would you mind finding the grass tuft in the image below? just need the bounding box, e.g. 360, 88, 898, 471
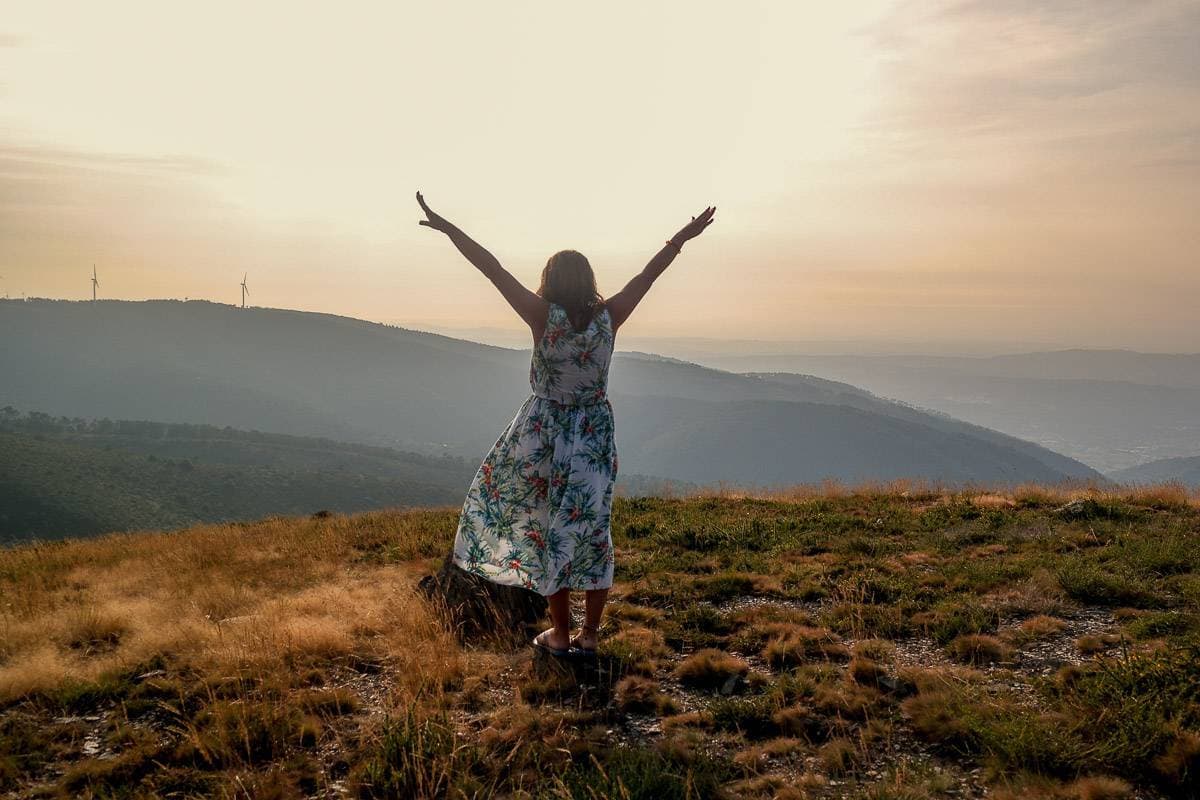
1068, 776, 1134, 800
947, 634, 1012, 665
674, 649, 749, 689
762, 626, 850, 669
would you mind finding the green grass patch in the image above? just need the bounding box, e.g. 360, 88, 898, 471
1056, 556, 1164, 607
557, 743, 732, 800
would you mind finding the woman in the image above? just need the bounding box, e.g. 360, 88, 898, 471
416, 191, 716, 655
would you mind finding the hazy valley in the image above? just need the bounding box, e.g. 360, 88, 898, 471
2, 300, 1100, 500
680, 351, 1200, 475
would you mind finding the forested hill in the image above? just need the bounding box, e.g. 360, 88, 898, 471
1, 299, 1102, 486
0, 411, 689, 543
0, 411, 474, 544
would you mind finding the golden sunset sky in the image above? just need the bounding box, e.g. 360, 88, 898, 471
2, 2, 1197, 349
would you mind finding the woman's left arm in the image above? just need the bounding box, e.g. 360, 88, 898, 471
416, 191, 548, 331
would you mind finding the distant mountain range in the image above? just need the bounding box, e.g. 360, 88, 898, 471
1110, 455, 1200, 487
681, 351, 1200, 473
1, 299, 1102, 489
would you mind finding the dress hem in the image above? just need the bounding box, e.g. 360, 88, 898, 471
451, 554, 614, 596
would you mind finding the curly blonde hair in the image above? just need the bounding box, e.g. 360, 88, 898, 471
537, 250, 605, 332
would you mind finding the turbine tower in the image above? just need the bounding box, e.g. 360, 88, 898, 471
240, 273, 249, 308
91, 265, 99, 301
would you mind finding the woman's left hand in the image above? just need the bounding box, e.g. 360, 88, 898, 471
416, 191, 452, 233
671, 206, 717, 245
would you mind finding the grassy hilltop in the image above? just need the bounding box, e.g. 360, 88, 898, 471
1, 486, 1199, 799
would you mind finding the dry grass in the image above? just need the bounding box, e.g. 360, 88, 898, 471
614, 675, 677, 715
1005, 614, 1068, 645
1011, 481, 1200, 509
762, 626, 850, 669
1152, 728, 1200, 785
0, 510, 462, 705
1068, 776, 1134, 800
702, 480, 1200, 510
985, 568, 1069, 617
673, 649, 749, 689
1075, 633, 1122, 655
947, 634, 1012, 665
601, 624, 672, 675
851, 638, 896, 663
972, 493, 1018, 510
847, 656, 888, 687
3, 488, 1198, 798
817, 737, 859, 776
709, 478, 947, 504
732, 736, 806, 770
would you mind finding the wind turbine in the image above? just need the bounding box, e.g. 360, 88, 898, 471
91, 265, 99, 301
240, 273, 249, 308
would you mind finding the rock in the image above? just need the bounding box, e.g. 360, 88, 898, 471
1053, 498, 1114, 521
719, 673, 744, 696
417, 554, 548, 647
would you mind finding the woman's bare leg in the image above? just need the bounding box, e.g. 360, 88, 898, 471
538, 587, 572, 650
572, 588, 609, 650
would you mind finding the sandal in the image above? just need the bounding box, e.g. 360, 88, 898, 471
569, 623, 599, 655
532, 629, 573, 657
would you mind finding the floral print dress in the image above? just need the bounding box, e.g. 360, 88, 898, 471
452, 302, 618, 595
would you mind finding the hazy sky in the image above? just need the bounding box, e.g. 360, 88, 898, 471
2, 1, 1198, 350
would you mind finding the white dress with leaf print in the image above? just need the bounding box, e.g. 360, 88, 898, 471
452, 302, 617, 595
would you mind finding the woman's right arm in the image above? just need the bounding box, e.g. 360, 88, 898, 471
416, 191, 549, 335
606, 206, 716, 332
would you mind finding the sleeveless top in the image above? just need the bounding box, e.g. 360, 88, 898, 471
529, 302, 614, 406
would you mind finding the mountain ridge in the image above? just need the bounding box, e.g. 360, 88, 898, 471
1, 298, 1102, 485
1110, 454, 1200, 487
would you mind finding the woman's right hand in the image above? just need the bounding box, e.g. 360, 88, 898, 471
416, 191, 453, 233
671, 205, 717, 245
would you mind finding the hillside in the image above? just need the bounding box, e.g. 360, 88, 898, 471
0, 410, 698, 543
687, 350, 1200, 473
1, 486, 1197, 798
0, 299, 1102, 486
1112, 455, 1200, 487
0, 412, 474, 544
615, 395, 1085, 485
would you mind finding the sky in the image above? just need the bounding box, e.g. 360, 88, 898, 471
2, 1, 1198, 351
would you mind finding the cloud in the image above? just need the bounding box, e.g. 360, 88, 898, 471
0, 143, 225, 179
855, 0, 1200, 173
